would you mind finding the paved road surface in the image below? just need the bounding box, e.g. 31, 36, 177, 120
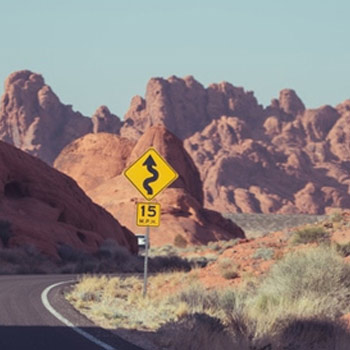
0, 275, 143, 350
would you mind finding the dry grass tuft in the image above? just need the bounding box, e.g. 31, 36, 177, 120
218, 258, 239, 280
290, 225, 330, 245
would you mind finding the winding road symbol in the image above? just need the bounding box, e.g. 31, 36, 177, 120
142, 155, 159, 195
123, 147, 178, 201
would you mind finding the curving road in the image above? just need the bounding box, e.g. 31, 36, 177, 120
0, 275, 143, 350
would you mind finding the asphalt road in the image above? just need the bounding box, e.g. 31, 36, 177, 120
0, 275, 143, 350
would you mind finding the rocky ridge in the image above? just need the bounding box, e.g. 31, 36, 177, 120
2, 70, 350, 214
57, 126, 245, 246
121, 76, 350, 214
0, 139, 137, 258
0, 70, 121, 164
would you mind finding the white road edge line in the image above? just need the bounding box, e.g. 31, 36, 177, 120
41, 280, 116, 350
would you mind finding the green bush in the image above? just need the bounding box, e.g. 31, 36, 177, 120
290, 225, 330, 245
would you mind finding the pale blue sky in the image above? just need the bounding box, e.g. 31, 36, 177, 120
1, 0, 349, 118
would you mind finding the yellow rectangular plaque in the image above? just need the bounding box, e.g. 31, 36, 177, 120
136, 202, 161, 227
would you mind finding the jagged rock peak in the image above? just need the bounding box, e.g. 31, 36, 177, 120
0, 70, 92, 164
91, 105, 122, 134
121, 75, 263, 141
278, 89, 305, 117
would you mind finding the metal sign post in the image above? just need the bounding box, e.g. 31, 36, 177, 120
123, 147, 179, 299
143, 226, 150, 298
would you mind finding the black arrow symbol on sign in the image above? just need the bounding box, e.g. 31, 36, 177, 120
142, 155, 159, 195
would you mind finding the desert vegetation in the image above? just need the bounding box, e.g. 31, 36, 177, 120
223, 213, 327, 238
0, 213, 331, 275
290, 225, 330, 245
0, 240, 194, 275
0, 220, 12, 247
67, 246, 350, 350
67, 210, 350, 349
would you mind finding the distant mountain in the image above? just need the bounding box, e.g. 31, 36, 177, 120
2, 70, 350, 214
120, 75, 263, 140
121, 76, 350, 214
0, 70, 120, 164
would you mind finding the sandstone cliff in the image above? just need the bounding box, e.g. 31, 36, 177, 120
56, 126, 245, 246
0, 71, 122, 164
121, 76, 350, 214
0, 140, 137, 258
120, 75, 263, 140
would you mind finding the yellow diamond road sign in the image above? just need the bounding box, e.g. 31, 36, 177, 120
124, 147, 178, 201
136, 202, 161, 227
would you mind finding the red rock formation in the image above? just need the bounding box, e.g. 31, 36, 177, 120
0, 71, 123, 165
185, 108, 350, 214
0, 71, 92, 164
3, 71, 350, 215
92, 105, 122, 134
60, 126, 245, 246
300, 105, 339, 142
278, 89, 305, 117
127, 125, 204, 204
120, 76, 350, 214
54, 133, 135, 192
120, 76, 263, 140
327, 112, 350, 161
0, 140, 137, 258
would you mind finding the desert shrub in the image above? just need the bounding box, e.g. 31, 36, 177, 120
97, 239, 132, 265
57, 244, 88, 262
69, 275, 109, 303
290, 225, 330, 245
207, 241, 221, 251
329, 209, 343, 223
149, 255, 191, 272
57, 244, 102, 274
148, 244, 179, 257
0, 245, 55, 274
0, 220, 12, 247
220, 239, 240, 251
223, 213, 327, 238
174, 234, 188, 248
174, 284, 219, 311
186, 254, 217, 268
246, 246, 350, 336
218, 258, 239, 280
252, 247, 275, 260
57, 239, 144, 274
157, 313, 246, 350
0, 248, 24, 265
269, 317, 350, 350
335, 242, 350, 257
